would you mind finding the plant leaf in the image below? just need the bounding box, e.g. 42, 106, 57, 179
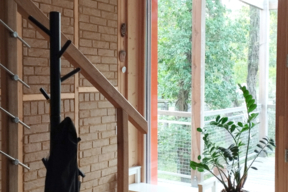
198, 155, 201, 160
248, 104, 257, 113
197, 128, 202, 132
251, 167, 258, 170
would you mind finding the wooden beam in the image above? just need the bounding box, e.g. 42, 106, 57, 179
23, 93, 75, 101
239, 0, 264, 10
74, 0, 79, 134
14, 0, 147, 134
191, 0, 205, 184
275, 0, 288, 191
117, 108, 129, 192
258, 0, 269, 141
1, 1, 23, 191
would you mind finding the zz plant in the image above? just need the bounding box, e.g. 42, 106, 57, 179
190, 84, 275, 192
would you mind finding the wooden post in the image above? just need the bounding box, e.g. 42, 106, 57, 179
117, 108, 129, 192
275, 0, 288, 191
259, 0, 269, 141
191, 0, 205, 185
0, 1, 23, 192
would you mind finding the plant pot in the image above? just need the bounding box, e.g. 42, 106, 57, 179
221, 189, 249, 192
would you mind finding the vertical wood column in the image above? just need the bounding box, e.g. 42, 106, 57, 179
275, 0, 288, 191
259, 0, 269, 141
117, 108, 129, 192
1, 1, 23, 192
191, 0, 206, 185
74, 0, 79, 134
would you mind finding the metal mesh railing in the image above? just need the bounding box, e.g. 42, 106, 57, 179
157, 105, 262, 184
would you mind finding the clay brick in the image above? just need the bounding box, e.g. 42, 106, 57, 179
109, 64, 117, 72
24, 171, 37, 182
24, 178, 45, 191
34, 0, 52, 3
81, 179, 98, 190
42, 141, 50, 150
29, 161, 45, 170
80, 110, 90, 118
82, 7, 101, 17
64, 9, 74, 17
80, 156, 98, 166
93, 41, 109, 49
101, 34, 117, 42
24, 102, 31, 116
41, 114, 50, 123
62, 26, 74, 35
90, 124, 106, 133
83, 117, 101, 125
108, 159, 117, 167
29, 133, 49, 143
107, 108, 116, 115
86, 55, 101, 63
81, 132, 98, 141
38, 168, 46, 178
109, 0, 117, 5
24, 57, 48, 66
106, 123, 116, 130
93, 139, 109, 148
28, 48, 49, 58
64, 100, 70, 112
101, 56, 117, 64
102, 115, 115, 123
79, 165, 91, 173
90, 109, 107, 117
110, 43, 117, 49
101, 72, 115, 79
80, 142, 93, 150
36, 31, 45, 39
99, 174, 115, 185
101, 130, 115, 139
28, 76, 50, 84
90, 16, 107, 26
52, 0, 74, 9
31, 102, 38, 115
80, 39, 92, 47
107, 20, 117, 28
80, 102, 97, 110
39, 4, 63, 13
79, 0, 98, 8
97, 101, 113, 108
24, 150, 49, 162
101, 166, 117, 176
24, 143, 42, 153
101, 11, 117, 21
92, 183, 110, 192
109, 137, 117, 144
24, 38, 48, 48
98, 2, 114, 12
102, 144, 117, 153
83, 171, 101, 182
24, 66, 35, 75
79, 15, 90, 23
91, 161, 108, 172
98, 49, 114, 56
83, 147, 101, 157
23, 29, 36, 38
80, 47, 97, 55
24, 116, 41, 125
34, 67, 49, 75
98, 152, 114, 162
95, 64, 109, 71
80, 22, 98, 32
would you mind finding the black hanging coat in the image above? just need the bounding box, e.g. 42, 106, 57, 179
43, 117, 84, 192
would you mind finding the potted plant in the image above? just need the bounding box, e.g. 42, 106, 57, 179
190, 84, 276, 192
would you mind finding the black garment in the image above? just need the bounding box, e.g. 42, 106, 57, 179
43, 117, 84, 192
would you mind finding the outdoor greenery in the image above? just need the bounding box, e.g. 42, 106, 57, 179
157, 0, 277, 184
190, 85, 276, 192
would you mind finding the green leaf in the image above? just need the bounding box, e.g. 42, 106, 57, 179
248, 104, 257, 113
230, 124, 236, 132
243, 90, 249, 96
254, 150, 259, 153
227, 121, 234, 125
257, 144, 263, 149
216, 115, 221, 122
251, 167, 258, 170
238, 122, 243, 127
198, 155, 201, 160
221, 117, 228, 124
197, 128, 202, 132
247, 99, 255, 107
245, 95, 253, 102
267, 145, 273, 151
198, 167, 204, 172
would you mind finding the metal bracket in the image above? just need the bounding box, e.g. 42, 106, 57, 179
0, 63, 30, 88
0, 150, 30, 170
0, 19, 31, 48
120, 23, 127, 37
0, 106, 30, 129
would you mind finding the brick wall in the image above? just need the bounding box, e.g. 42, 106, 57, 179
79, 0, 118, 87
21, 0, 119, 191
79, 92, 117, 191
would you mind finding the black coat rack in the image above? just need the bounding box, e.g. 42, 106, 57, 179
28, 12, 80, 152
28, 12, 84, 192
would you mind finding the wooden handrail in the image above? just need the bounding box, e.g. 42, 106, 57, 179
15, 0, 147, 134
